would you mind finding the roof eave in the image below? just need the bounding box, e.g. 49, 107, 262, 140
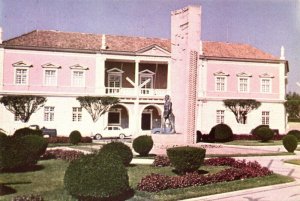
199, 55, 285, 64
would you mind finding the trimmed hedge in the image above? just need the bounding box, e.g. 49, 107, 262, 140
132, 135, 153, 156
282, 135, 298, 153
69, 131, 82, 145
209, 124, 233, 142
101, 142, 133, 166
255, 127, 274, 142
287, 130, 300, 141
41, 149, 84, 162
47, 136, 92, 144
14, 127, 43, 138
251, 125, 269, 136
64, 152, 132, 201
167, 146, 206, 174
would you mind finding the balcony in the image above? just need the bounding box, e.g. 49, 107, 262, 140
105, 87, 167, 96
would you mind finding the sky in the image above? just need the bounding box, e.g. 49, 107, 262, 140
0, 0, 299, 92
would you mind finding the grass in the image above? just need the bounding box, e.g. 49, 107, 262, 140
48, 143, 99, 147
284, 159, 300, 166
0, 159, 293, 201
207, 152, 295, 158
223, 140, 283, 146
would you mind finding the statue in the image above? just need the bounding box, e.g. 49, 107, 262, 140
161, 95, 175, 133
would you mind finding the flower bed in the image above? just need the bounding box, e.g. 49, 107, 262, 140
41, 149, 84, 162
138, 157, 272, 192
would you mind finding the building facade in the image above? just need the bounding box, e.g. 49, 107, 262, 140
0, 5, 288, 143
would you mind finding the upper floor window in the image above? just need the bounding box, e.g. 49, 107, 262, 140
108, 74, 121, 88
261, 78, 272, 93
44, 106, 55, 121
238, 78, 249, 92
215, 76, 226, 92
15, 68, 28, 85
139, 69, 155, 94
262, 111, 270, 125
72, 107, 82, 122
216, 110, 225, 124
44, 70, 57, 86
72, 71, 85, 87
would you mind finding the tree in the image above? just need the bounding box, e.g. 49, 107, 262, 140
76, 96, 119, 122
285, 92, 300, 120
0, 95, 47, 123
223, 99, 261, 124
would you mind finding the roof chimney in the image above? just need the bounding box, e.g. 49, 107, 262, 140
0, 27, 2, 44
280, 46, 285, 60
101, 34, 106, 49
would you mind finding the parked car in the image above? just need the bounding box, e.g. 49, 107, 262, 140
29, 125, 57, 137
151, 127, 172, 134
92, 126, 132, 140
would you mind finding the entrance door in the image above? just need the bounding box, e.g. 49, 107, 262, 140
141, 113, 151, 130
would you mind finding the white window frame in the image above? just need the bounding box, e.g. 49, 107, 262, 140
215, 76, 227, 92
108, 73, 122, 88
71, 70, 85, 87
14, 68, 29, 85
216, 110, 225, 124
262, 111, 270, 125
260, 78, 272, 93
140, 75, 153, 89
72, 107, 82, 122
44, 69, 58, 86
238, 77, 249, 93
44, 106, 55, 121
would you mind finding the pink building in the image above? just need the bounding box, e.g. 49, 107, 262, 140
0, 5, 288, 143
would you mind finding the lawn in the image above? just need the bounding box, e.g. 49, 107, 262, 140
284, 159, 300, 166
223, 140, 283, 146
0, 159, 293, 201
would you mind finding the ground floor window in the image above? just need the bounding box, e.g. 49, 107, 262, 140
72, 107, 82, 122
44, 106, 55, 121
216, 110, 225, 124
108, 110, 121, 125
262, 111, 270, 125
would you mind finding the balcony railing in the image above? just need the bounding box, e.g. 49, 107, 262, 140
105, 87, 167, 96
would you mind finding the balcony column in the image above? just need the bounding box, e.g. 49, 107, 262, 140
167, 60, 171, 95
95, 55, 106, 94
132, 60, 140, 136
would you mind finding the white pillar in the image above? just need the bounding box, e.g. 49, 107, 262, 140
95, 55, 106, 94
167, 60, 171, 95
133, 60, 140, 136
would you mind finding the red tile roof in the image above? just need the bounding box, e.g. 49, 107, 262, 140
2, 30, 278, 60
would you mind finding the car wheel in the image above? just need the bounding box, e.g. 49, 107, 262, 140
95, 134, 102, 140
119, 134, 125, 139
154, 131, 160, 134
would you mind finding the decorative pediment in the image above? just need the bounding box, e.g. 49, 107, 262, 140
213, 71, 229, 76
139, 69, 155, 75
107, 68, 124, 74
42, 63, 61, 69
69, 64, 89, 70
12, 61, 33, 68
136, 45, 170, 57
259, 73, 274, 78
236, 72, 252, 77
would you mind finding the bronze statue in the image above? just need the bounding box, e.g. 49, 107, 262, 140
161, 95, 175, 133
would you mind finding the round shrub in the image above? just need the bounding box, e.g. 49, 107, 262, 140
282, 135, 298, 153
132, 135, 153, 156
64, 152, 132, 201
69, 130, 81, 145
22, 135, 48, 165
209, 124, 233, 142
14, 127, 43, 138
287, 130, 300, 141
255, 127, 274, 142
167, 146, 206, 174
101, 142, 133, 166
251, 125, 269, 136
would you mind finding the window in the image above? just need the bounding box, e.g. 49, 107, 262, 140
108, 74, 121, 88
261, 78, 271, 93
262, 111, 270, 125
15, 69, 28, 85
72, 107, 82, 122
44, 70, 57, 86
238, 78, 249, 92
108, 111, 121, 125
215, 76, 226, 91
72, 71, 85, 87
44, 106, 55, 121
216, 110, 225, 124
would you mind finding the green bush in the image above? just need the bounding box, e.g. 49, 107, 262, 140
287, 130, 300, 141
64, 152, 132, 201
14, 127, 43, 138
256, 127, 274, 142
132, 135, 153, 156
0, 135, 48, 171
167, 146, 206, 174
101, 142, 133, 166
282, 135, 298, 153
69, 131, 81, 145
251, 125, 269, 136
209, 124, 233, 142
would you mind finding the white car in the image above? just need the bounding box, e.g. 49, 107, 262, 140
93, 126, 132, 140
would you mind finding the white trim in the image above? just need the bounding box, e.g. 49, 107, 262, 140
12, 61, 33, 68
213, 71, 229, 76
69, 64, 89, 70
214, 76, 227, 92
238, 77, 250, 93
106, 67, 124, 74
71, 70, 86, 87
236, 72, 252, 77
108, 73, 122, 88
259, 73, 274, 78
14, 67, 29, 85
43, 69, 58, 86
139, 69, 155, 75
260, 78, 272, 93
41, 63, 61, 69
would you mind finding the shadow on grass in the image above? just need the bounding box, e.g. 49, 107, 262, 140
76, 188, 135, 201
127, 164, 137, 167
135, 154, 156, 159
171, 169, 209, 175
0, 184, 17, 196
1, 164, 45, 173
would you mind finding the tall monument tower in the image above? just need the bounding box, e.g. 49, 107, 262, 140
170, 5, 201, 143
